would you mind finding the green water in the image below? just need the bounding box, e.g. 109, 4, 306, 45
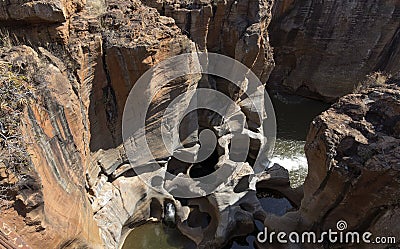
121, 93, 329, 249
269, 93, 330, 187
121, 223, 196, 249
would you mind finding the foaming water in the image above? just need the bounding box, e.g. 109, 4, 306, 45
269, 138, 308, 187
269, 93, 330, 187
121, 93, 329, 249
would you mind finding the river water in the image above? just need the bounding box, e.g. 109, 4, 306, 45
121, 93, 329, 249
269, 93, 330, 187
121, 223, 196, 249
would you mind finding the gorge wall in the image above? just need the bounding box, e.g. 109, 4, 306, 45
258, 76, 400, 249
0, 0, 399, 249
269, 0, 400, 101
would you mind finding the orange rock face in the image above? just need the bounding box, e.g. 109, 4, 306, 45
1, 1, 399, 249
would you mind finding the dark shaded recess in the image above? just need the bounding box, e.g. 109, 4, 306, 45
256, 188, 286, 199
163, 199, 177, 228
246, 137, 261, 166
89, 47, 120, 152
374, 22, 400, 72
196, 108, 223, 132
187, 205, 211, 229
167, 157, 192, 176
234, 175, 250, 193
215, 77, 242, 100
0, 19, 63, 27
335, 136, 359, 158
120, 168, 137, 178
58, 238, 90, 249
150, 198, 162, 220
12, 177, 43, 221
184, 11, 192, 38
13, 199, 28, 217
189, 148, 219, 178
175, 198, 189, 206
256, 188, 298, 209
269, 92, 330, 141
221, 235, 256, 249
366, 104, 400, 137
179, 109, 200, 148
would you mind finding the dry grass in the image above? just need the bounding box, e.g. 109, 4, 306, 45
86, 0, 106, 16
0, 61, 34, 209
0, 29, 20, 49
354, 72, 391, 92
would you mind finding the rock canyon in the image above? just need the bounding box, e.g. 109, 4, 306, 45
0, 0, 399, 249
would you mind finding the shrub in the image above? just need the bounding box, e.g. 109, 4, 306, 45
0, 61, 34, 209
354, 72, 391, 92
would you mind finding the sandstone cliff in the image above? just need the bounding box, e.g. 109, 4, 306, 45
1, 0, 276, 247
0, 0, 399, 249
269, 0, 400, 101
257, 76, 400, 249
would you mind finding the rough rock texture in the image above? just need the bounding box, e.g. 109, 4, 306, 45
141, 0, 275, 83
0, 1, 99, 248
0, 0, 84, 23
257, 79, 400, 249
171, 163, 300, 248
300, 79, 400, 247
1, 0, 277, 247
269, 0, 400, 101
0, 45, 102, 248
1, 0, 400, 249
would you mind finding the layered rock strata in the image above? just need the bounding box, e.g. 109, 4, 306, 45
269, 0, 400, 101
257, 78, 400, 249
0, 0, 399, 249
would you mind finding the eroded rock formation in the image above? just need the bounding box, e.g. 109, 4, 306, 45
1, 0, 277, 247
300, 78, 400, 246
0, 0, 399, 249
269, 0, 400, 101
140, 0, 275, 83
256, 77, 400, 249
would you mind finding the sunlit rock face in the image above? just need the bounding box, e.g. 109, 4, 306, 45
0, 45, 102, 248
255, 78, 400, 249
301, 78, 400, 240
1, 0, 400, 249
0, 0, 84, 23
140, 0, 275, 83
1, 0, 277, 248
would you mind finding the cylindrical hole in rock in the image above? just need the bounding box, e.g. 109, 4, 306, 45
196, 108, 223, 130
256, 189, 294, 217
187, 205, 211, 229
163, 200, 177, 227
167, 157, 192, 176
233, 175, 250, 193
188, 148, 219, 178
150, 198, 162, 220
